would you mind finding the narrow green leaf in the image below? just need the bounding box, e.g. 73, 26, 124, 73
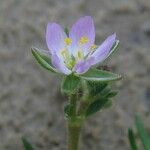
22, 137, 35, 150
128, 128, 139, 150
80, 68, 122, 82
106, 91, 118, 98
135, 115, 150, 150
90, 88, 117, 108
103, 100, 112, 108
61, 75, 80, 94
86, 81, 108, 97
86, 98, 109, 117
100, 87, 111, 97
31, 47, 57, 73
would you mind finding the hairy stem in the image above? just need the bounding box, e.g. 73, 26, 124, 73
69, 94, 77, 117
78, 80, 90, 115
67, 121, 82, 150
67, 92, 83, 150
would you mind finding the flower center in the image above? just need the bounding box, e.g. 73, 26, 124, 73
61, 36, 96, 70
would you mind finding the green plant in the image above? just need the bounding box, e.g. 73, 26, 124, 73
128, 115, 150, 150
24, 16, 121, 150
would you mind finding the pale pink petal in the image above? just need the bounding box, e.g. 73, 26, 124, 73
73, 57, 95, 74
51, 54, 71, 75
69, 16, 95, 56
90, 33, 116, 65
46, 23, 67, 54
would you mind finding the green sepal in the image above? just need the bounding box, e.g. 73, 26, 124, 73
64, 27, 69, 36
22, 137, 35, 150
31, 47, 57, 73
128, 128, 138, 150
108, 40, 120, 57
61, 74, 80, 94
86, 98, 109, 117
80, 68, 122, 82
135, 115, 150, 150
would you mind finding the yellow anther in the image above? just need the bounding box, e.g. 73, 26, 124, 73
79, 36, 89, 44
90, 44, 97, 50
64, 38, 72, 45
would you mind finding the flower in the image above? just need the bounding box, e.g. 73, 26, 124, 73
46, 16, 118, 75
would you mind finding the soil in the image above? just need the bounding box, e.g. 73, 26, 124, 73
0, 0, 150, 149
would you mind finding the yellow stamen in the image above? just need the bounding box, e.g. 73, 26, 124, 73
90, 44, 97, 50
77, 51, 84, 60
61, 49, 75, 69
79, 36, 89, 44
77, 51, 82, 59
61, 49, 69, 59
64, 38, 72, 45
61, 49, 66, 57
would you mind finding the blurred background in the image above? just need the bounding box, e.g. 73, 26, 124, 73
0, 0, 150, 149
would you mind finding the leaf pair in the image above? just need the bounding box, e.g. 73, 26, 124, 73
61, 70, 121, 95
85, 82, 118, 117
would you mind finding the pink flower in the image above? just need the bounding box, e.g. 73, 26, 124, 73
46, 16, 119, 75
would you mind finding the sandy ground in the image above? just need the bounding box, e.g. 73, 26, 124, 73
0, 0, 150, 149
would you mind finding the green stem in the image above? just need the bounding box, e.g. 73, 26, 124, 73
67, 93, 83, 150
78, 100, 89, 115
67, 121, 82, 150
69, 94, 77, 117
78, 80, 90, 115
